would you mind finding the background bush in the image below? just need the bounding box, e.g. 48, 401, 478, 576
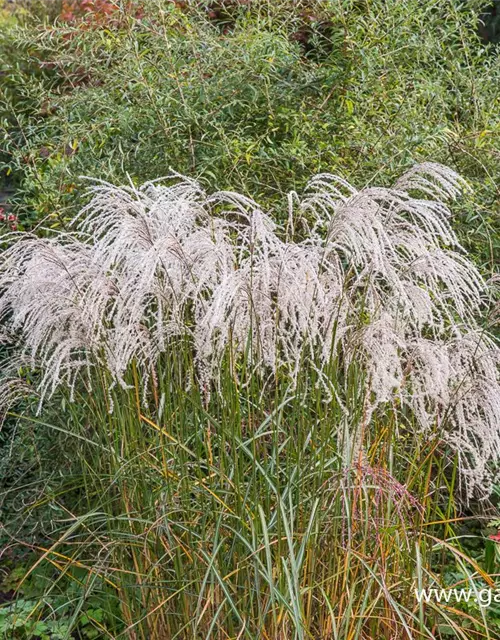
0, 0, 498, 267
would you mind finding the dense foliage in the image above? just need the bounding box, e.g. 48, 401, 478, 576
0, 0, 498, 266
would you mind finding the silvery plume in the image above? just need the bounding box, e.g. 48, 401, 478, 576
0, 163, 498, 498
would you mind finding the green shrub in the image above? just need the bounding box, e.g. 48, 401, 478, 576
0, 0, 498, 267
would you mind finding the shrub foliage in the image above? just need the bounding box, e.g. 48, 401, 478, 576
0, 0, 498, 266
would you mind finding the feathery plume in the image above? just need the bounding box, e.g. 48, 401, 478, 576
0, 163, 498, 498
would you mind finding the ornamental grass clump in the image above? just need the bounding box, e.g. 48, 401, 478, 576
0, 163, 499, 638
1, 163, 498, 495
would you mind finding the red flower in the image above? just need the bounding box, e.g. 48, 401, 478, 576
8, 214, 17, 222
488, 531, 500, 542
9, 224, 17, 231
